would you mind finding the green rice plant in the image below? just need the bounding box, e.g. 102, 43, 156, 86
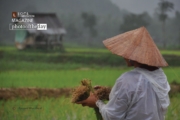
0, 97, 97, 120
0, 69, 129, 88
163, 67, 180, 83
0, 96, 179, 120
165, 94, 180, 120
0, 67, 180, 88
161, 50, 180, 56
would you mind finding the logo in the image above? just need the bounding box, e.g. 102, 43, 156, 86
37, 24, 47, 30
9, 23, 47, 30
12, 12, 17, 18
9, 12, 47, 31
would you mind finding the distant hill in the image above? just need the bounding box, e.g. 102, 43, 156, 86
0, 0, 128, 45
0, 0, 124, 16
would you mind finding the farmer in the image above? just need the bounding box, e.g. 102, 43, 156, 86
77, 27, 170, 120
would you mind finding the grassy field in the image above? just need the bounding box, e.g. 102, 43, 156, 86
1, 46, 180, 55
0, 98, 97, 120
1, 46, 180, 72
0, 96, 180, 120
0, 67, 180, 88
0, 46, 180, 120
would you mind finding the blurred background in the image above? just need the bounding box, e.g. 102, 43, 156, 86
0, 0, 180, 48
0, 0, 180, 120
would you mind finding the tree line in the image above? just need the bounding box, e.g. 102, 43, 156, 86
61, 0, 180, 49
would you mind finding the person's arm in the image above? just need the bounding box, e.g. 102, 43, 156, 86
96, 78, 133, 120
76, 74, 137, 120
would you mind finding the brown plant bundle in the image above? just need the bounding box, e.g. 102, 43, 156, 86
93, 86, 111, 120
71, 79, 111, 120
71, 79, 93, 103
94, 86, 111, 100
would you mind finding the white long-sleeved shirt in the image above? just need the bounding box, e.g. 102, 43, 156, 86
96, 67, 170, 120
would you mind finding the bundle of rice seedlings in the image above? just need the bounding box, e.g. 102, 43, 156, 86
71, 79, 93, 103
94, 86, 111, 100
94, 86, 111, 120
71, 79, 111, 120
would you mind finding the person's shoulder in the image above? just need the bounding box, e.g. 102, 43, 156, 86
121, 70, 140, 78
117, 70, 141, 83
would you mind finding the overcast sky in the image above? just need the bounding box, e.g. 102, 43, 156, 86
111, 0, 180, 17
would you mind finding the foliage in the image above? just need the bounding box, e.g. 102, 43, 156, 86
120, 12, 149, 32
157, 0, 174, 48
81, 12, 97, 37
158, 0, 174, 22
173, 11, 180, 45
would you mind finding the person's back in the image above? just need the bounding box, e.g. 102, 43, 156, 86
118, 68, 168, 120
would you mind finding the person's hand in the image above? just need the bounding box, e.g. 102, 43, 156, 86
76, 92, 98, 108
93, 85, 102, 90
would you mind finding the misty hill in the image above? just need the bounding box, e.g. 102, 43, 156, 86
0, 0, 123, 16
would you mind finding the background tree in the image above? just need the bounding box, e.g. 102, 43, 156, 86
81, 12, 97, 37
81, 12, 98, 46
120, 12, 150, 32
174, 11, 180, 47
157, 0, 174, 48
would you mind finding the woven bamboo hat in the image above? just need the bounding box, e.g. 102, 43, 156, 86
103, 27, 168, 67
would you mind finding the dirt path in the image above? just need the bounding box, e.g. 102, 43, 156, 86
0, 83, 180, 100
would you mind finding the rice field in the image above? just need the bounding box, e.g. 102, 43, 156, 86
0, 68, 180, 120
0, 97, 97, 120
0, 95, 180, 120
0, 67, 180, 88
0, 46, 180, 120
1, 46, 180, 55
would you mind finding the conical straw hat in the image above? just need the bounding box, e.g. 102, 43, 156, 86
103, 27, 168, 67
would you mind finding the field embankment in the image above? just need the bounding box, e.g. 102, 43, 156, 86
0, 81, 180, 100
